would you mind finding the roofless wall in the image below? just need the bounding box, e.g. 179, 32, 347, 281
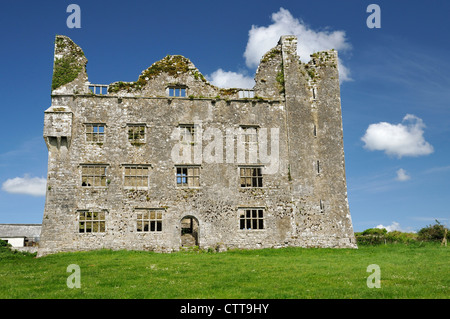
38, 35, 356, 257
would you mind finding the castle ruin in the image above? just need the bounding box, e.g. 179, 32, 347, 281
37, 35, 356, 257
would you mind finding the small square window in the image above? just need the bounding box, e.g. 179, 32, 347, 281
238, 90, 255, 98
88, 85, 108, 95
127, 124, 146, 144
81, 164, 108, 187
178, 124, 196, 144
136, 209, 163, 232
176, 166, 200, 187
239, 166, 263, 188
168, 87, 186, 97
240, 126, 258, 146
85, 124, 105, 143
239, 208, 264, 230
124, 165, 149, 189
78, 210, 106, 233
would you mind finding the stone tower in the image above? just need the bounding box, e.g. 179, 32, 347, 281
37, 35, 356, 257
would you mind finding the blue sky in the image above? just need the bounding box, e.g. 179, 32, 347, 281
0, 0, 448, 232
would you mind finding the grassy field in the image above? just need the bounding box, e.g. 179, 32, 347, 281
0, 243, 448, 299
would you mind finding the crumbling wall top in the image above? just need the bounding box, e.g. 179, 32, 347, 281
107, 54, 218, 97
51, 35, 89, 94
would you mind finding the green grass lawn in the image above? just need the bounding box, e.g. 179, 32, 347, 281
0, 243, 448, 299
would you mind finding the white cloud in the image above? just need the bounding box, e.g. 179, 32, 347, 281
207, 68, 255, 89
208, 7, 353, 87
361, 114, 434, 158
376, 221, 403, 232
243, 7, 352, 82
337, 60, 352, 83
1, 175, 47, 197
395, 168, 411, 181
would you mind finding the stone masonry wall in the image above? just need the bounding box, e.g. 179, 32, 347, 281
38, 35, 356, 257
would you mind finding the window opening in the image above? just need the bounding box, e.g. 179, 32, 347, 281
124, 165, 149, 188
81, 165, 107, 187
78, 210, 106, 233
239, 208, 264, 230
136, 209, 163, 232
176, 166, 200, 187
240, 167, 263, 188
85, 124, 105, 143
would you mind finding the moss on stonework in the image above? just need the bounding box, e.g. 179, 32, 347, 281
260, 47, 282, 64
51, 35, 86, 90
276, 61, 285, 94
109, 55, 192, 93
51, 107, 67, 112
54, 36, 83, 56
108, 81, 133, 93
142, 55, 190, 79
192, 70, 207, 82
52, 56, 83, 90
309, 51, 337, 67
307, 68, 317, 79
219, 88, 239, 96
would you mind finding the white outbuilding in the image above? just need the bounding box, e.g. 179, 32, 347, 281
0, 224, 41, 253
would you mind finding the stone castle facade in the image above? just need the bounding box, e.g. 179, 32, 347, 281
37, 35, 356, 257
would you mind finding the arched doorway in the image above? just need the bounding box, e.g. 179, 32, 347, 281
180, 216, 199, 247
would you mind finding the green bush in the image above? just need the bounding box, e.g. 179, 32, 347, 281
0, 239, 11, 248
0, 239, 36, 259
361, 228, 387, 235
355, 221, 450, 246
385, 231, 418, 244
418, 220, 449, 242
355, 235, 384, 246
355, 228, 386, 245
355, 228, 418, 245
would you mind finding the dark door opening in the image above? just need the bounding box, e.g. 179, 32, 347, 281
180, 216, 199, 247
